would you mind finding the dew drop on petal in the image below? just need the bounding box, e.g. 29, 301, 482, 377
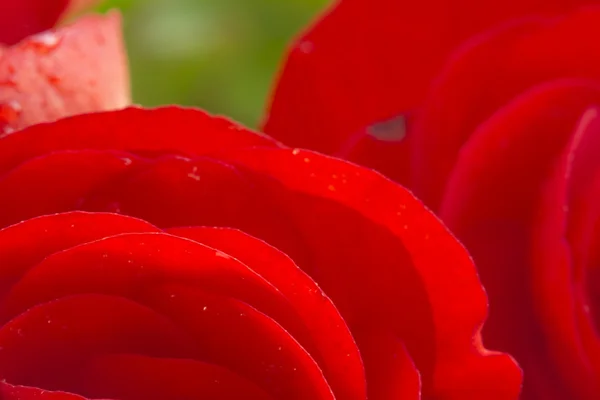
187, 166, 201, 181
27, 31, 61, 53
0, 100, 22, 136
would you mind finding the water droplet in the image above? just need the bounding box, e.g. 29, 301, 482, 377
292, 148, 301, 155
327, 184, 336, 191
187, 166, 201, 181
303, 157, 311, 163
0, 100, 22, 127
298, 41, 314, 54
28, 31, 61, 53
121, 157, 133, 166
202, 306, 208, 311
368, 115, 407, 142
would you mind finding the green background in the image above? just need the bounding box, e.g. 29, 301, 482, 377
94, 0, 328, 128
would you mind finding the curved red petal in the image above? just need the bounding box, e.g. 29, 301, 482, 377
263, 0, 600, 186
168, 226, 366, 400
439, 81, 600, 399
81, 354, 273, 400
219, 147, 522, 399
0, 294, 196, 394
142, 284, 334, 400
0, 108, 522, 398
1, 232, 333, 399
0, 106, 277, 175
0, 13, 130, 133
530, 108, 600, 399
413, 7, 600, 210
0, 211, 158, 298
1, 382, 95, 400
0, 150, 140, 227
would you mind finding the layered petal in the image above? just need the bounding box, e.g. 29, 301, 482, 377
263, 0, 600, 186
439, 81, 600, 399
413, 7, 600, 209
0, 107, 522, 399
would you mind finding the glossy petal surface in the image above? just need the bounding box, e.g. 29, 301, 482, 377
0, 107, 522, 399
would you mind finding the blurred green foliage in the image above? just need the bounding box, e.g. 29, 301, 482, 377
94, 0, 328, 128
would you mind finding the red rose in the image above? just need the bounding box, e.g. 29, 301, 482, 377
0, 0, 129, 134
413, 9, 600, 399
264, 2, 600, 399
0, 107, 520, 399
262, 0, 600, 186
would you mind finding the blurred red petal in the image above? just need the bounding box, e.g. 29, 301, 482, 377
530, 108, 600, 399
0, 0, 69, 45
413, 7, 600, 210
0, 12, 130, 133
263, 0, 600, 187
439, 81, 600, 399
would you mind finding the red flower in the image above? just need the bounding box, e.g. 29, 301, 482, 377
264, 2, 600, 399
0, 0, 129, 134
0, 107, 520, 399
262, 0, 600, 186
414, 9, 600, 399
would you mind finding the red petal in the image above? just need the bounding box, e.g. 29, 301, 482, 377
263, 0, 599, 186
0, 13, 130, 133
141, 284, 334, 400
356, 329, 421, 399
0, 106, 277, 175
1, 231, 333, 399
219, 147, 522, 399
413, 7, 600, 210
439, 81, 600, 399
82, 354, 272, 400
0, 211, 158, 298
530, 108, 600, 399
0, 108, 521, 398
1, 382, 95, 400
0, 0, 68, 45
0, 150, 140, 227
0, 294, 196, 394
168, 226, 366, 400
